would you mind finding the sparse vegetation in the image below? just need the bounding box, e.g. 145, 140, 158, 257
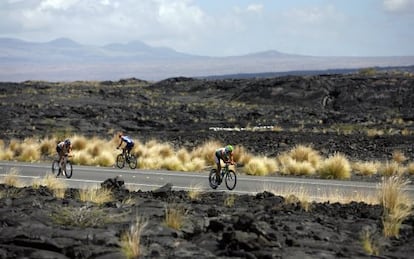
78, 187, 113, 205
2, 168, 21, 187
51, 206, 113, 227
120, 216, 148, 259
164, 204, 186, 230
378, 176, 412, 238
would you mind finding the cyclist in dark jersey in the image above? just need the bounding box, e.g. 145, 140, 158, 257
56, 139, 72, 169
214, 145, 235, 182
117, 133, 135, 156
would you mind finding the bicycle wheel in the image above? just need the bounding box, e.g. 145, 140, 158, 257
116, 154, 125, 169
225, 170, 237, 190
128, 155, 138, 169
65, 161, 73, 178
209, 169, 219, 189
52, 160, 60, 177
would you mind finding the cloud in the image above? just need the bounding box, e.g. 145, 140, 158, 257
383, 0, 414, 13
246, 4, 263, 13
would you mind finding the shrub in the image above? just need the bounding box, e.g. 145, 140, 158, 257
319, 153, 351, 179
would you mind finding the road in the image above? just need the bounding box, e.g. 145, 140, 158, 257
1, 161, 413, 201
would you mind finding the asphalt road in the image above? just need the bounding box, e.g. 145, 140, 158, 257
1, 161, 414, 201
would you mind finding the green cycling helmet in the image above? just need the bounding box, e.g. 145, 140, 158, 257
225, 145, 234, 153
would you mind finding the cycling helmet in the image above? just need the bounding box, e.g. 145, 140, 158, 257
64, 139, 71, 145
225, 145, 234, 153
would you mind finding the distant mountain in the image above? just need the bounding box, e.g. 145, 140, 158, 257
1, 37, 414, 82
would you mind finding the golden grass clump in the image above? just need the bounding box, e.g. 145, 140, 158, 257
352, 161, 379, 176
18, 142, 40, 162
378, 176, 412, 238
244, 156, 277, 176
224, 194, 236, 207
161, 156, 185, 171
94, 150, 116, 167
184, 157, 206, 172
190, 140, 223, 166
407, 162, 414, 175
78, 187, 113, 205
287, 145, 322, 168
139, 157, 161, 170
188, 184, 202, 201
71, 135, 87, 150
379, 161, 404, 176
164, 205, 186, 230
278, 155, 315, 176
233, 145, 253, 166
177, 148, 191, 163
121, 216, 148, 259
319, 153, 351, 179
2, 168, 21, 187
360, 227, 380, 256
40, 137, 57, 156
71, 150, 94, 166
391, 150, 407, 164
42, 173, 67, 198
9, 139, 23, 157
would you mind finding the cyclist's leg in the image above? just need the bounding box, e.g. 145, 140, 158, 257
214, 154, 221, 181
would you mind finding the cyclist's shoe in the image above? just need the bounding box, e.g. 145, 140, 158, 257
216, 175, 221, 185
62, 170, 66, 177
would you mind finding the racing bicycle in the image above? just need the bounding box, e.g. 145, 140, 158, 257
52, 154, 73, 178
116, 148, 138, 169
209, 162, 237, 190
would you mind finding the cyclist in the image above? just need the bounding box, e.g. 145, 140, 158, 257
117, 133, 135, 158
56, 139, 72, 171
214, 145, 235, 183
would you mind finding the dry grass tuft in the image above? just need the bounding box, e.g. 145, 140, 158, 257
319, 153, 351, 179
407, 162, 414, 175
2, 168, 22, 187
392, 150, 407, 164
164, 204, 186, 230
42, 173, 67, 198
352, 161, 379, 176
190, 140, 223, 166
279, 155, 316, 176
121, 216, 148, 259
378, 176, 412, 238
244, 156, 278, 176
360, 227, 381, 256
188, 184, 202, 201
379, 161, 404, 177
78, 187, 113, 205
40, 137, 57, 156
288, 145, 322, 168
224, 194, 236, 207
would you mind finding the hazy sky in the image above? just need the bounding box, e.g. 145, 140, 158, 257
1, 0, 413, 57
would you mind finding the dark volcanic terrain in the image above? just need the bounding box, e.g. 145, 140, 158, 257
1, 73, 414, 258
1, 73, 414, 161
